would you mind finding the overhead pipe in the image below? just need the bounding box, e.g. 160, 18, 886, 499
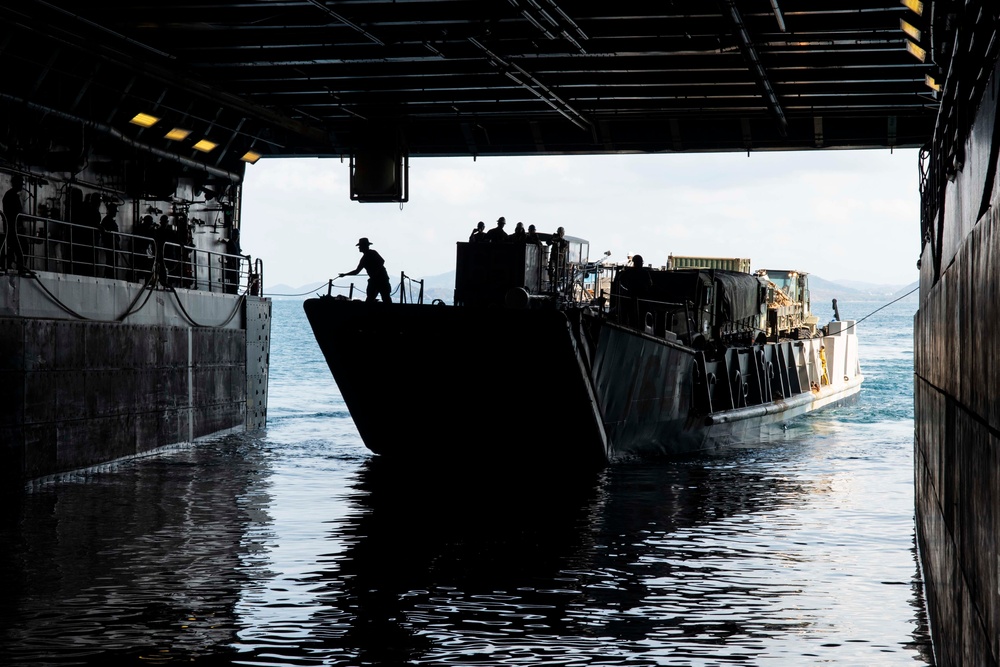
770, 0, 787, 32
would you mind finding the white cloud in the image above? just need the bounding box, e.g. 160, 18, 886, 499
242, 149, 922, 290
413, 164, 487, 205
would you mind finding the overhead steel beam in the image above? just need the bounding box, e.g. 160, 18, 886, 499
0, 6, 336, 150
722, 0, 789, 136
468, 37, 591, 132
510, 0, 588, 54
303, 0, 384, 46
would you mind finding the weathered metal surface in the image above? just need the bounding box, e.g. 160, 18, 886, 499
0, 274, 262, 486
666, 256, 751, 273
915, 19, 1000, 665
590, 323, 698, 457
245, 296, 271, 432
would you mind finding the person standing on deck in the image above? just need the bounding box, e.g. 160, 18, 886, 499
525, 224, 542, 246
486, 216, 508, 243
511, 221, 526, 243
152, 215, 172, 288
547, 225, 569, 289
338, 237, 392, 303
617, 254, 653, 327
100, 202, 120, 279
469, 221, 487, 243
2, 174, 27, 273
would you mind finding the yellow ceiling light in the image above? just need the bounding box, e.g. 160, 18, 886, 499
241, 150, 262, 164
130, 112, 160, 128
164, 128, 191, 141
900, 19, 921, 41
192, 139, 218, 152
901, 0, 923, 16
925, 74, 941, 91
906, 40, 927, 62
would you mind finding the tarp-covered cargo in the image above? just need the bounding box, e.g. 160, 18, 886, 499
714, 271, 764, 323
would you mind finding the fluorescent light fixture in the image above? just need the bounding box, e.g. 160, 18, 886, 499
925, 74, 940, 91
130, 112, 160, 128
192, 139, 218, 152
241, 150, 262, 164
906, 40, 926, 62
901, 19, 921, 41
901, 0, 923, 16
164, 128, 191, 141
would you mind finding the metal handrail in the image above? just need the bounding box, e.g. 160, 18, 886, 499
399, 271, 424, 304
13, 214, 256, 295
160, 241, 249, 294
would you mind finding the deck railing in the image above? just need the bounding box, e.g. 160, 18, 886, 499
398, 271, 424, 304
2, 213, 255, 295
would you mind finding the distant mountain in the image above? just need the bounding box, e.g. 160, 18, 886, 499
831, 278, 916, 294
809, 276, 918, 304
419, 270, 456, 289
890, 281, 920, 300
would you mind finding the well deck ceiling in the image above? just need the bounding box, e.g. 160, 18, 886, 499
0, 1, 939, 177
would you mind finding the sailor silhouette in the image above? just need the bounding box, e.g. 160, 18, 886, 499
339, 237, 392, 303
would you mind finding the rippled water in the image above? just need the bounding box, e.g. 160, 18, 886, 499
0, 298, 934, 666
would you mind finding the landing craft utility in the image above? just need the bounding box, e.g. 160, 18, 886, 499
304, 238, 862, 465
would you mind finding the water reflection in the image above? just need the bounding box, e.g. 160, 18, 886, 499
0, 439, 273, 666
0, 430, 933, 666
264, 458, 607, 665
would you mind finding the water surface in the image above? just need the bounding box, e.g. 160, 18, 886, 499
0, 298, 932, 666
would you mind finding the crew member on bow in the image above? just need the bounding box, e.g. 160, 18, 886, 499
338, 237, 393, 303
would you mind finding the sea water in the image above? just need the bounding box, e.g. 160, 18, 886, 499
0, 297, 934, 666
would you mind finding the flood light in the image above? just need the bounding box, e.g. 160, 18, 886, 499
192, 139, 218, 152
130, 112, 160, 128
164, 128, 191, 141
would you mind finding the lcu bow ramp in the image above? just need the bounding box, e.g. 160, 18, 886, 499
303, 299, 610, 466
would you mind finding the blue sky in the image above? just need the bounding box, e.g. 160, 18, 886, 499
241, 148, 921, 289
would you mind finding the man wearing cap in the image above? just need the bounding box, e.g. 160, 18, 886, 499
485, 216, 508, 243
338, 237, 392, 303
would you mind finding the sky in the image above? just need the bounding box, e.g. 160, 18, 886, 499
240, 147, 922, 291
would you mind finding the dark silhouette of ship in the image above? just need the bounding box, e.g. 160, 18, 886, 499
305, 238, 862, 466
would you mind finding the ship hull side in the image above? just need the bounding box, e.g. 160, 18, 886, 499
590, 320, 863, 459
1, 274, 271, 488
589, 321, 702, 457
914, 45, 1000, 667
